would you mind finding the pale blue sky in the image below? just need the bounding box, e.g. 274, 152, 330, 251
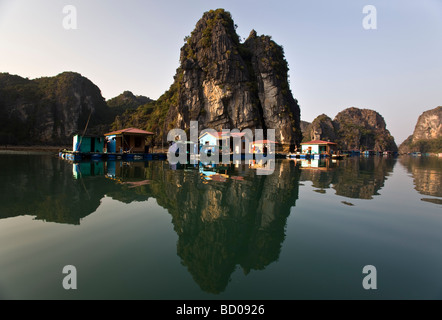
1, 0, 441, 143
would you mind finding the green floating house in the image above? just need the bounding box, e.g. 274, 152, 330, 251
73, 135, 105, 153
301, 140, 337, 155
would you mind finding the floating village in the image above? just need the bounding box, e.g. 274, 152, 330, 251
59, 127, 399, 163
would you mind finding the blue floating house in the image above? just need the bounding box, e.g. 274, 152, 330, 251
73, 135, 105, 153
301, 140, 337, 158
363, 150, 378, 157
61, 128, 166, 162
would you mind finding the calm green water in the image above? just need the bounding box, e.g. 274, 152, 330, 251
0, 154, 441, 300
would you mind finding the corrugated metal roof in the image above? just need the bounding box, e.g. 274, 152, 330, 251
104, 128, 154, 136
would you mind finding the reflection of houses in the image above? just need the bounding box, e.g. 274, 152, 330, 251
105, 161, 151, 188
251, 140, 277, 154
106, 161, 147, 180
73, 135, 105, 153
198, 163, 246, 182
199, 163, 218, 179
72, 161, 105, 179
105, 128, 154, 154
247, 159, 275, 174
301, 140, 337, 157
298, 158, 335, 170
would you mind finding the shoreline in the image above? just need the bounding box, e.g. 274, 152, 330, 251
0, 145, 69, 154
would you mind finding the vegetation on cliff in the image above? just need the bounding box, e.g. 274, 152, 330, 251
111, 78, 181, 137
112, 9, 302, 149
399, 106, 442, 153
303, 107, 397, 152
107, 91, 153, 117
0, 72, 111, 145
334, 108, 397, 152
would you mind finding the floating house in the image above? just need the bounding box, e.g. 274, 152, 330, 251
104, 128, 154, 154
199, 132, 219, 153
198, 132, 247, 154
73, 135, 105, 153
411, 152, 422, 157
383, 151, 398, 157
59, 135, 106, 161
301, 140, 337, 158
363, 150, 378, 157
168, 139, 199, 162
60, 127, 167, 162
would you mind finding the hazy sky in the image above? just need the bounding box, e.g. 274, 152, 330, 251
1, 0, 441, 143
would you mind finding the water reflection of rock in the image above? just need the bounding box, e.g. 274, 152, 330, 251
1, 156, 300, 294
0, 156, 152, 224
0, 155, 109, 225
149, 161, 301, 294
299, 157, 396, 199
399, 156, 442, 198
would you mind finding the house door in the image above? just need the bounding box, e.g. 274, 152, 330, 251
91, 138, 95, 152
123, 135, 130, 151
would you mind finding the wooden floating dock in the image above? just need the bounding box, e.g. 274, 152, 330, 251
59, 150, 282, 163
59, 151, 167, 162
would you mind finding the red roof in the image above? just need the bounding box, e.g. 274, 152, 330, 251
105, 128, 154, 136
252, 140, 279, 144
301, 140, 337, 145
200, 132, 246, 139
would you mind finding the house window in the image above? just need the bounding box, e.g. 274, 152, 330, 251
134, 137, 142, 148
